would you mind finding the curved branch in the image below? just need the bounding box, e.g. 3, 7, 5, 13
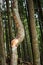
11, 0, 25, 47
11, 0, 25, 65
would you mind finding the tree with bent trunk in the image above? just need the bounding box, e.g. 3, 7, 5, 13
11, 0, 25, 65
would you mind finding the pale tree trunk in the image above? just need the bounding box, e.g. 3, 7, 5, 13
0, 9, 6, 65
11, 0, 25, 65
27, 0, 41, 65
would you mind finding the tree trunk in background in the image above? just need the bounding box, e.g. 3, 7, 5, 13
26, 0, 32, 43
5, 0, 12, 44
5, 16, 11, 65
5, 0, 13, 64
0, 9, 6, 65
37, 0, 43, 65
28, 0, 41, 65
25, 0, 33, 63
37, 0, 43, 40
23, 19, 33, 63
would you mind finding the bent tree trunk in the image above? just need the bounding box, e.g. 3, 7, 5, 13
28, 0, 41, 65
11, 0, 25, 65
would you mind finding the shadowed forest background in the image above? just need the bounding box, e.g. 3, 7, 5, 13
0, 0, 43, 65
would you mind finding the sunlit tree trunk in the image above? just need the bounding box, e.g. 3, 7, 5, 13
27, 0, 41, 65
11, 0, 25, 65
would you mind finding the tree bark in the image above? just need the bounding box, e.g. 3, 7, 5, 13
11, 0, 25, 45
27, 0, 41, 65
11, 0, 25, 65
